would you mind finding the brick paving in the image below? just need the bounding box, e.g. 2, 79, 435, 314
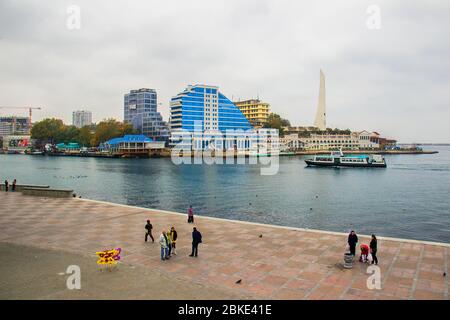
0, 192, 448, 300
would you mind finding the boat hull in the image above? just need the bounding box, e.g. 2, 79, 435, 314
305, 159, 386, 168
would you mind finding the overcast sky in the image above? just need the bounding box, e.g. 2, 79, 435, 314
1, 0, 449, 143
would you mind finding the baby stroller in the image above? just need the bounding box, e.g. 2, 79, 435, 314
359, 244, 370, 263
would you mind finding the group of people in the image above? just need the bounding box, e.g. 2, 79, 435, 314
144, 205, 203, 261
3, 179, 17, 192
159, 227, 179, 260
347, 230, 379, 265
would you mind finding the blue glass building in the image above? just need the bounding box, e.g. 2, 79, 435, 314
170, 84, 252, 132
170, 84, 257, 151
124, 88, 169, 142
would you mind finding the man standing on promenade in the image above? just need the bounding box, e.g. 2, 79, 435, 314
170, 226, 178, 255
370, 234, 378, 265
12, 179, 17, 192
145, 220, 154, 243
348, 230, 358, 256
167, 228, 173, 256
159, 230, 169, 261
4, 180, 8, 192
189, 227, 202, 257
187, 205, 194, 223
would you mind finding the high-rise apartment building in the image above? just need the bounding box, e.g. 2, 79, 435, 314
0, 116, 30, 137
169, 84, 255, 151
170, 84, 252, 132
124, 88, 169, 142
72, 110, 93, 128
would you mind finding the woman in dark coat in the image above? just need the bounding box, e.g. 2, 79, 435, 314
370, 234, 378, 265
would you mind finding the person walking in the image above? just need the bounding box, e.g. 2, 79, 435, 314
12, 179, 17, 192
145, 220, 154, 243
189, 227, 202, 257
370, 234, 378, 265
170, 226, 178, 255
4, 180, 8, 192
187, 205, 194, 223
348, 230, 358, 256
159, 230, 169, 261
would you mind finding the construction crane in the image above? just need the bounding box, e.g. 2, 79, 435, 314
0, 106, 42, 134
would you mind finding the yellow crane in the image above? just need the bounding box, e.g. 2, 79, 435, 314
0, 106, 42, 134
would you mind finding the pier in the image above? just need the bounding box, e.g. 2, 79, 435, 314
0, 191, 448, 300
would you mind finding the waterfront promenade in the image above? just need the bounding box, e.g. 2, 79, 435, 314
0, 192, 448, 300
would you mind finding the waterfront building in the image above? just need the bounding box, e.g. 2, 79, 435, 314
0, 116, 30, 137
358, 130, 381, 149
99, 134, 165, 157
299, 131, 384, 151
300, 133, 359, 150
56, 142, 81, 154
1, 135, 31, 153
72, 110, 92, 128
250, 128, 279, 155
313, 70, 326, 131
233, 99, 270, 128
170, 84, 258, 152
280, 134, 305, 151
379, 138, 398, 150
124, 88, 169, 142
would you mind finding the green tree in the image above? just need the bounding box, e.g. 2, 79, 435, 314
120, 122, 135, 136
91, 119, 135, 146
31, 118, 136, 148
263, 113, 291, 136
61, 125, 80, 144
31, 118, 66, 145
77, 125, 93, 147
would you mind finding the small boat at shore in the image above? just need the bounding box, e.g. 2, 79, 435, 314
305, 150, 387, 168
27, 151, 44, 155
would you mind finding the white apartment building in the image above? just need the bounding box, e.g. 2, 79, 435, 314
72, 110, 93, 128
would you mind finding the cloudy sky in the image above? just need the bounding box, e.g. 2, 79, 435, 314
1, 0, 449, 143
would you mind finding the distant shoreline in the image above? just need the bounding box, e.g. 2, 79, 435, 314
0, 149, 440, 157
399, 143, 450, 146
294, 149, 439, 155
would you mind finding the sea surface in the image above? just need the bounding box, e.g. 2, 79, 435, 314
1, 147, 449, 243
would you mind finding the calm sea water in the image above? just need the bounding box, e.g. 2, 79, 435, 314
1, 147, 449, 243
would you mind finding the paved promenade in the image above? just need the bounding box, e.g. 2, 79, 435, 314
0, 192, 448, 300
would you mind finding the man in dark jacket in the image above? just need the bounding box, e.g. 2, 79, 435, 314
348, 230, 358, 256
189, 227, 202, 257
145, 220, 154, 243
370, 234, 378, 265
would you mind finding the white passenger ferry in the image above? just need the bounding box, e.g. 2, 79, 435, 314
305, 150, 387, 168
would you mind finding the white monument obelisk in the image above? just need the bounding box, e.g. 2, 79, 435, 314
313, 70, 326, 130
